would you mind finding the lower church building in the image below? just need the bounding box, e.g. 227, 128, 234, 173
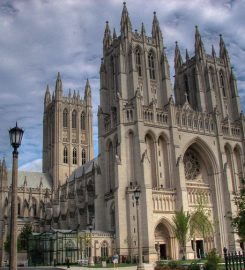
0, 3, 245, 266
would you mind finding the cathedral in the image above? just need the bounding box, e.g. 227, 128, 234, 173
0, 2, 245, 265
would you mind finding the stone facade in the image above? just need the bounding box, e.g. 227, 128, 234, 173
0, 2, 245, 266
43, 75, 94, 189
95, 3, 245, 262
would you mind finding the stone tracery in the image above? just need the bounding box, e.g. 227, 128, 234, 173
183, 149, 201, 180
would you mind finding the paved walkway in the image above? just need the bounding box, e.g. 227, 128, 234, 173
59, 264, 155, 270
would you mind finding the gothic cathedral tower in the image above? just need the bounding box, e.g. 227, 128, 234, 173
95, 3, 245, 261
96, 3, 172, 261
43, 73, 94, 189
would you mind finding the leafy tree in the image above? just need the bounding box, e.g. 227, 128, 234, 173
18, 223, 33, 250
230, 179, 245, 240
172, 208, 191, 259
190, 196, 213, 256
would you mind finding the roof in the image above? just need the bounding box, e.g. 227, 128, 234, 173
68, 158, 98, 182
7, 170, 52, 189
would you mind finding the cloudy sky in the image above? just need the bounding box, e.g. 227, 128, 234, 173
0, 0, 244, 172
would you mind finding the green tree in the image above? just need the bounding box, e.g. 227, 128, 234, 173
230, 179, 245, 240
172, 208, 191, 259
18, 223, 33, 250
190, 196, 213, 256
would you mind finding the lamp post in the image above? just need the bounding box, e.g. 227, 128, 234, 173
9, 122, 24, 270
134, 188, 145, 270
88, 224, 94, 266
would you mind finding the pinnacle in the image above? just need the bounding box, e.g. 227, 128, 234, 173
113, 28, 117, 39
186, 49, 189, 60
141, 22, 145, 34
86, 78, 90, 87
212, 45, 216, 58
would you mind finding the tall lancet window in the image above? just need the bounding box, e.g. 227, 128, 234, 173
110, 56, 114, 89
108, 142, 115, 192
82, 149, 86, 165
184, 75, 190, 103
72, 110, 77, 128
145, 134, 157, 187
63, 108, 68, 128
136, 48, 142, 77
63, 146, 68, 163
81, 112, 86, 130
148, 51, 155, 80
219, 70, 226, 97
209, 67, 215, 90
73, 148, 77, 164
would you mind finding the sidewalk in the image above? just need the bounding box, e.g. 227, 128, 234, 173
59, 264, 154, 270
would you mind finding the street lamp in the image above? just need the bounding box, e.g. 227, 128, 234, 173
9, 122, 24, 270
134, 187, 145, 270
88, 224, 94, 266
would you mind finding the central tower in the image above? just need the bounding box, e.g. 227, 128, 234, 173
43, 74, 94, 189
96, 3, 172, 261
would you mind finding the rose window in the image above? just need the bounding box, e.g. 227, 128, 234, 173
183, 150, 200, 180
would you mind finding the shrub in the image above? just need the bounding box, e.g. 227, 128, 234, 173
168, 261, 178, 269
155, 265, 170, 270
188, 262, 200, 270
204, 249, 221, 270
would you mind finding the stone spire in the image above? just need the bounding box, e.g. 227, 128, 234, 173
85, 78, 92, 106
195, 25, 205, 59
44, 84, 51, 108
103, 21, 112, 49
152, 11, 163, 47
120, 2, 132, 38
141, 22, 146, 36
219, 34, 230, 65
212, 44, 216, 58
85, 78, 91, 98
186, 49, 189, 61
55, 72, 62, 99
113, 28, 117, 39
174, 41, 183, 70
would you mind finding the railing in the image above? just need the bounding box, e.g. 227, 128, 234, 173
222, 124, 241, 139
186, 185, 212, 207
152, 189, 176, 212
176, 111, 215, 135
142, 107, 168, 126
224, 247, 245, 270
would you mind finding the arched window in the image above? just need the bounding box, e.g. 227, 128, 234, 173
32, 200, 37, 217
82, 149, 86, 165
111, 56, 114, 89
17, 200, 21, 216
73, 148, 77, 164
184, 75, 190, 102
219, 70, 226, 97
136, 48, 142, 77
148, 51, 155, 80
81, 112, 85, 130
209, 67, 215, 90
72, 110, 77, 128
108, 142, 115, 191
63, 109, 68, 128
101, 242, 108, 257
145, 134, 157, 187
63, 147, 68, 163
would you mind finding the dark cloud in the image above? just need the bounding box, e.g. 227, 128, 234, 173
0, 0, 244, 171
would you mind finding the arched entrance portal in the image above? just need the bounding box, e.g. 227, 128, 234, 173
155, 223, 171, 260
